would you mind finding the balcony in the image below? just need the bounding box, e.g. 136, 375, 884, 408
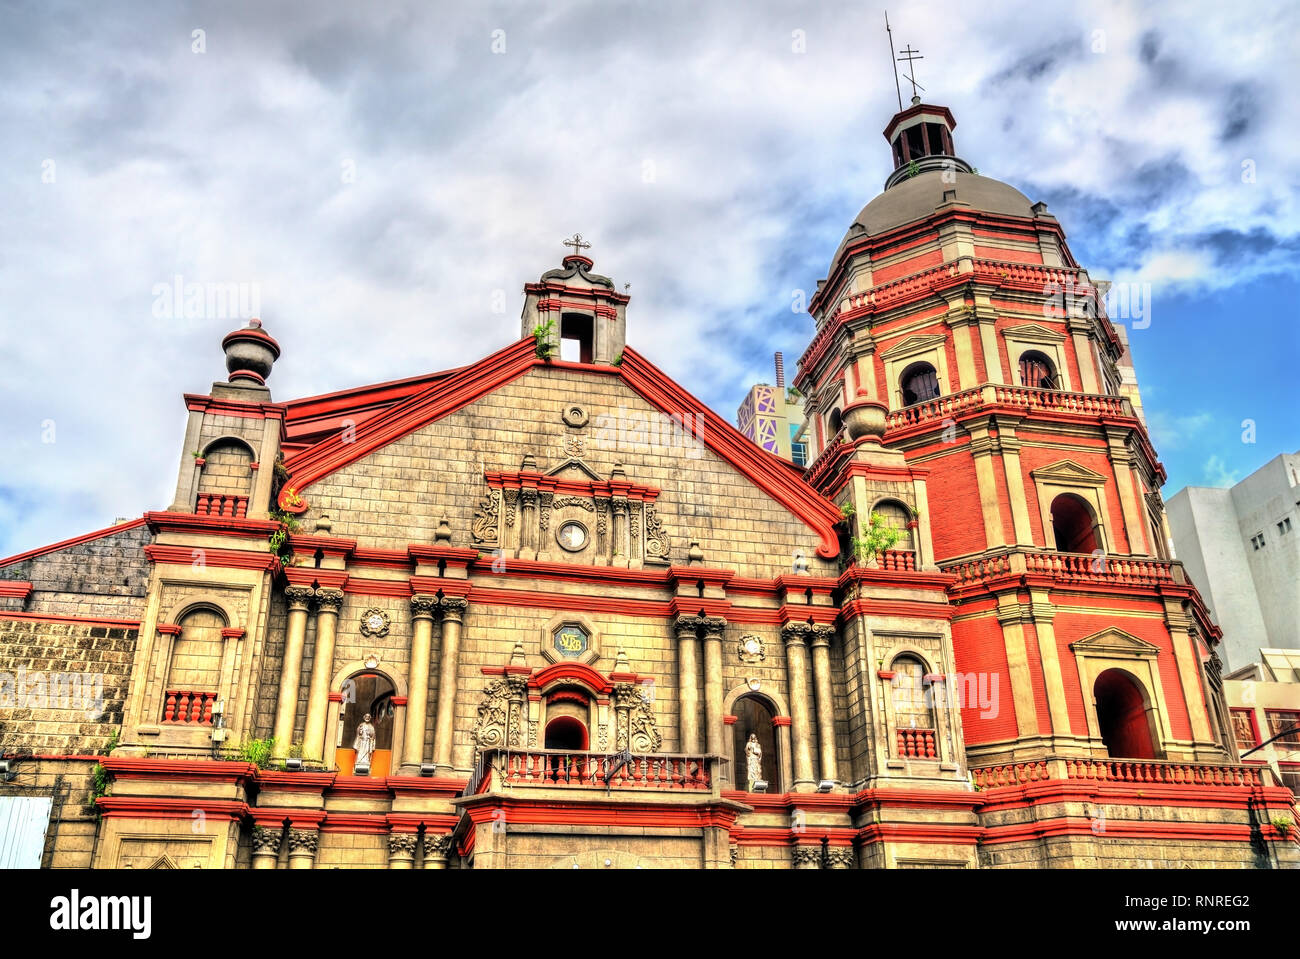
971, 757, 1265, 790
885, 383, 1130, 434
940, 548, 1180, 590
466, 748, 723, 796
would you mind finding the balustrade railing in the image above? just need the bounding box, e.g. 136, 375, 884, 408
940, 549, 1177, 589
896, 727, 937, 759
970, 757, 1264, 789
480, 749, 714, 791
195, 493, 248, 518
162, 689, 218, 725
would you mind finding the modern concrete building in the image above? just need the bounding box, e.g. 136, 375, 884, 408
736, 353, 812, 466
1168, 451, 1300, 670
1226, 648, 1300, 798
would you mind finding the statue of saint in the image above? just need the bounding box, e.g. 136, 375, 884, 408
353, 712, 376, 770
745, 733, 762, 789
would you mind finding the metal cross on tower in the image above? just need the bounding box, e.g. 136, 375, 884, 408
897, 44, 925, 100
562, 233, 592, 256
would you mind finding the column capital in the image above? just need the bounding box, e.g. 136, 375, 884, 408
285, 585, 315, 611
781, 621, 812, 645
424, 834, 451, 860
314, 588, 344, 613
440, 595, 468, 622
810, 623, 836, 648
250, 825, 282, 854
701, 616, 727, 640
673, 615, 701, 640
825, 846, 856, 869
410, 593, 440, 620
286, 829, 319, 855
387, 833, 418, 858
792, 845, 824, 869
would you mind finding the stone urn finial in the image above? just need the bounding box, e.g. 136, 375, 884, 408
687, 540, 705, 565
435, 517, 452, 543
840, 397, 888, 442
222, 318, 281, 385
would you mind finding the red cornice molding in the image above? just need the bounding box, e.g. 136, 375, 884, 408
0, 517, 147, 569
101, 757, 258, 783
841, 597, 955, 622
145, 543, 280, 572
98, 796, 250, 821
183, 393, 288, 422
0, 580, 33, 599
145, 510, 279, 537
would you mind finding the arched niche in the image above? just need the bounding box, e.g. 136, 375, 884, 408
1093, 667, 1158, 760
329, 660, 407, 777
724, 682, 791, 793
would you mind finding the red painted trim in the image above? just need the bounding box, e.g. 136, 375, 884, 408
0, 517, 147, 569
221, 627, 246, 639
529, 661, 616, 695
145, 510, 279, 538
618, 348, 841, 557
101, 757, 257, 783
0, 580, 32, 598
342, 577, 412, 597
841, 597, 955, 621
281, 337, 539, 504
98, 796, 249, 821
723, 715, 738, 725
145, 543, 280, 572
772, 716, 792, 727
156, 623, 182, 635
0, 611, 140, 629
391, 696, 409, 706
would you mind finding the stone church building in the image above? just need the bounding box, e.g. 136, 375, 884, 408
1, 98, 1296, 870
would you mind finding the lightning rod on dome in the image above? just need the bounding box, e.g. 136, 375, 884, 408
884, 11, 904, 112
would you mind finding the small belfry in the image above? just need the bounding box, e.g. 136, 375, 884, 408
521, 235, 629, 365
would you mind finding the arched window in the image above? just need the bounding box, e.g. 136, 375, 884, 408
731, 694, 779, 792
827, 408, 843, 436
891, 655, 937, 758
873, 499, 914, 554
560, 312, 593, 363
900, 362, 940, 406
197, 439, 253, 498
1050, 493, 1100, 553
1019, 350, 1058, 390
1093, 669, 1156, 759
338, 672, 396, 776
163, 607, 225, 724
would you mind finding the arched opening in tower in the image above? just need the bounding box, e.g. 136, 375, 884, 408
1050, 493, 1100, 554
544, 715, 589, 751
1093, 668, 1156, 759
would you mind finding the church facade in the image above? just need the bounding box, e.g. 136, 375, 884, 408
1, 99, 1296, 870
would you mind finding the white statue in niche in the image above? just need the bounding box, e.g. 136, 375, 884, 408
745, 733, 762, 789
353, 712, 376, 770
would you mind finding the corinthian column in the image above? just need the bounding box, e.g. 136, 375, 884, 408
782, 622, 816, 790
387, 832, 417, 869
401, 594, 439, 772
302, 588, 344, 762
432, 596, 468, 773
701, 617, 727, 757
250, 826, 281, 869
286, 829, 319, 869
272, 586, 314, 758
674, 617, 702, 753
810, 624, 838, 784
423, 834, 451, 869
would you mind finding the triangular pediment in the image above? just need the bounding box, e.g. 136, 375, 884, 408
1030, 459, 1107, 486
279, 338, 842, 558
880, 333, 948, 360
546, 458, 602, 481
1002, 322, 1067, 344
148, 854, 179, 869
1071, 627, 1161, 656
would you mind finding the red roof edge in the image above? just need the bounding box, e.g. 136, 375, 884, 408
0, 517, 148, 569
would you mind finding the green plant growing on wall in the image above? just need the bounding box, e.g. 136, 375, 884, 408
1271, 815, 1294, 836
906, 160, 920, 178
533, 319, 557, 359
850, 512, 903, 566
88, 728, 119, 816
236, 736, 277, 770
612, 350, 624, 366
839, 502, 856, 522
268, 487, 302, 564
